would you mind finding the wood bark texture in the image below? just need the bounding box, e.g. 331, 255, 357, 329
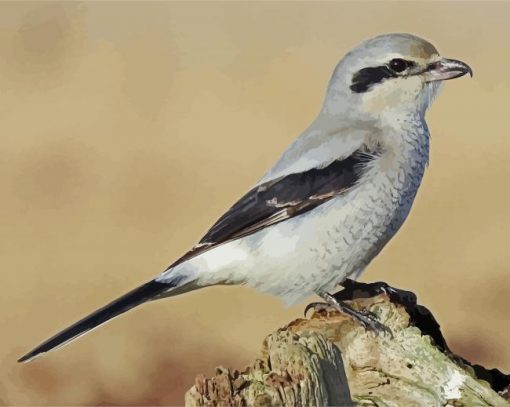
185, 282, 510, 407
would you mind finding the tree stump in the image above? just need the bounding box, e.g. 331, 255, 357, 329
185, 282, 510, 406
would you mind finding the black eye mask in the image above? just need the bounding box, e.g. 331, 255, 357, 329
350, 59, 417, 93
350, 66, 398, 93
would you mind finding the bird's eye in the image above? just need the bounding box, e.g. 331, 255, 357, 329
389, 58, 409, 73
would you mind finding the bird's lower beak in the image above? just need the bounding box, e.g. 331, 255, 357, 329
423, 58, 473, 82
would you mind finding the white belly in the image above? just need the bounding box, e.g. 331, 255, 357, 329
167, 156, 425, 305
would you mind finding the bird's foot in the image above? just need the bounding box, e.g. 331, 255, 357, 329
305, 292, 393, 337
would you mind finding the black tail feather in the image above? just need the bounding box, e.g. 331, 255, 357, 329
18, 280, 170, 363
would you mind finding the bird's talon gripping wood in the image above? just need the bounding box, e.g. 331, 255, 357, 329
318, 291, 393, 337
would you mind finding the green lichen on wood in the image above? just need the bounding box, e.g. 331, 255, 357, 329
185, 293, 509, 407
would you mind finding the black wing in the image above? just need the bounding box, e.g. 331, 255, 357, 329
170, 148, 376, 267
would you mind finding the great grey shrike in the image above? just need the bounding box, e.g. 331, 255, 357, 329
19, 33, 472, 362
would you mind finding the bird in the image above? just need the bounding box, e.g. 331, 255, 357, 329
18, 33, 472, 363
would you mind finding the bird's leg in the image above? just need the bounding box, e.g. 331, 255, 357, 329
305, 292, 392, 336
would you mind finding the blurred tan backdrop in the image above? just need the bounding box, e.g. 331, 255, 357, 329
0, 1, 509, 405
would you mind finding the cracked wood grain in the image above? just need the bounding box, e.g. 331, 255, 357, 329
185, 285, 510, 406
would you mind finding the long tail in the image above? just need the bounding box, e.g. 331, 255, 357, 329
18, 280, 174, 363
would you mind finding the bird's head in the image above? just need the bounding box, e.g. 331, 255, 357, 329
323, 33, 472, 121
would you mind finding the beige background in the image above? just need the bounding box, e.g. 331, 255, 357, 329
0, 2, 509, 405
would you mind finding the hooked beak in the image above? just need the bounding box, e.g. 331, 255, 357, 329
423, 58, 473, 82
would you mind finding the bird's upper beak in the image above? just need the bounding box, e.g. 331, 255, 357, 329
423, 58, 473, 82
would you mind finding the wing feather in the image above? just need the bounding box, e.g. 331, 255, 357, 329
168, 148, 377, 268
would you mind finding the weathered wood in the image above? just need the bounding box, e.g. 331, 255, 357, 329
185, 283, 510, 406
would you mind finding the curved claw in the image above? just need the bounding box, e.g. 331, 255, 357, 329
304, 302, 330, 317
357, 314, 394, 338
